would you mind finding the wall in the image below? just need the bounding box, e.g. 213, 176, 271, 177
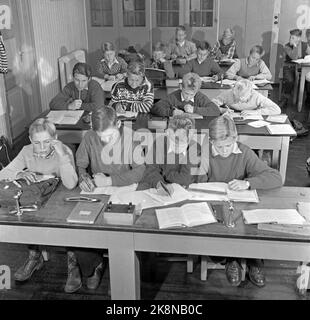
29, 0, 88, 111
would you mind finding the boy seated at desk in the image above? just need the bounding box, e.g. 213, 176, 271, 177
197, 115, 283, 288
0, 118, 78, 285
138, 114, 200, 192
210, 27, 238, 60
212, 78, 281, 116
151, 72, 221, 117
109, 61, 154, 113
97, 41, 127, 82
68, 106, 145, 293
165, 25, 197, 79
181, 41, 224, 80
226, 45, 272, 81
49, 62, 105, 112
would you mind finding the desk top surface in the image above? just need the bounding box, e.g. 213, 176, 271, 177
0, 185, 309, 243
51, 113, 295, 137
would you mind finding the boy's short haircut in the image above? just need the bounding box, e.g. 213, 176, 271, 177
290, 29, 302, 37
209, 115, 238, 141
176, 25, 186, 33
127, 61, 145, 76
72, 62, 92, 79
250, 45, 265, 56
29, 118, 56, 138
92, 106, 117, 132
197, 41, 211, 51
169, 114, 194, 132
233, 79, 254, 98
102, 42, 115, 52
182, 72, 202, 91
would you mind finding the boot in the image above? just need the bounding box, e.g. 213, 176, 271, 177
14, 250, 44, 282
64, 251, 82, 293
86, 262, 104, 290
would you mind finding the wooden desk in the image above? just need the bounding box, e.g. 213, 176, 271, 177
165, 79, 273, 99
297, 63, 310, 112
0, 186, 309, 299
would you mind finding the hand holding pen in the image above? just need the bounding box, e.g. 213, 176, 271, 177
79, 173, 95, 192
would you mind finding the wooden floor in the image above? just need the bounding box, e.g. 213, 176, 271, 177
0, 86, 310, 300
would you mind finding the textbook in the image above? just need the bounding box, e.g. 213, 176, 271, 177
155, 202, 217, 229
242, 209, 306, 225
66, 201, 106, 224
188, 182, 259, 203
47, 110, 84, 125
266, 124, 296, 135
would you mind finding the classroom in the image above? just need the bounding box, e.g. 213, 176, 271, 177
0, 0, 310, 302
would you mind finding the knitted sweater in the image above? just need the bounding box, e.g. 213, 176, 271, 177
110, 77, 154, 113
197, 142, 283, 190
184, 58, 224, 77
97, 56, 127, 78
76, 130, 145, 186
0, 143, 78, 189
151, 89, 221, 117
49, 80, 105, 112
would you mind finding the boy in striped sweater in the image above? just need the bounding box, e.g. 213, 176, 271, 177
109, 61, 154, 113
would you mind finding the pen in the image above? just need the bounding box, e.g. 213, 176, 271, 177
160, 181, 172, 197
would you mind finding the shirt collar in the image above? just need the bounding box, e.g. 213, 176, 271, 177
246, 57, 260, 67
181, 92, 195, 103
211, 142, 242, 157
177, 40, 186, 47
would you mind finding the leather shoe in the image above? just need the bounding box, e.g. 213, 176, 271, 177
65, 266, 82, 293
225, 260, 242, 287
87, 263, 103, 290
248, 265, 266, 287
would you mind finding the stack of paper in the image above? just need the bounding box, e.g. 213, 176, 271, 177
242, 209, 306, 225
47, 110, 84, 125
267, 124, 296, 135
266, 115, 288, 123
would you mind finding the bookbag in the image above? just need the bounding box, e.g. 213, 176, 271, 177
0, 177, 60, 208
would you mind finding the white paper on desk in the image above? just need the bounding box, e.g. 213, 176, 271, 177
293, 55, 310, 64
81, 184, 138, 195
242, 114, 264, 120
188, 182, 229, 201
117, 111, 138, 118
216, 79, 236, 86
47, 110, 84, 125
247, 120, 270, 128
267, 124, 296, 135
242, 209, 306, 225
297, 202, 310, 224
266, 115, 288, 123
227, 189, 259, 203
252, 79, 271, 85
200, 76, 214, 83
189, 182, 228, 193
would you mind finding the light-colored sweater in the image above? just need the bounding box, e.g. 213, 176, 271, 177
212, 89, 281, 115
0, 143, 78, 189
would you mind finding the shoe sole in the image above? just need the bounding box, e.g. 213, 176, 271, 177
14, 259, 44, 282
248, 274, 265, 288
64, 281, 82, 294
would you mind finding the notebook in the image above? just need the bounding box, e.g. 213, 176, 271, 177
242, 209, 306, 225
66, 202, 106, 224
266, 124, 296, 135
47, 110, 84, 125
266, 115, 288, 123
156, 202, 217, 229
81, 184, 138, 195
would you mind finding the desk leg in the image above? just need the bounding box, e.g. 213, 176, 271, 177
297, 68, 307, 112
296, 262, 310, 294
108, 233, 140, 300
279, 137, 289, 184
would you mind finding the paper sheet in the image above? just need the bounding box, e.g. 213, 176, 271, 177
252, 79, 271, 85
200, 76, 214, 83
267, 124, 296, 135
117, 111, 138, 118
242, 114, 264, 120
247, 120, 270, 128
81, 184, 138, 195
242, 209, 306, 225
266, 115, 288, 123
47, 110, 84, 125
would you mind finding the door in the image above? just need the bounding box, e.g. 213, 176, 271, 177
2, 0, 41, 140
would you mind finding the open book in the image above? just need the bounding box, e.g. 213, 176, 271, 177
242, 209, 306, 225
47, 110, 84, 125
188, 182, 259, 203
266, 124, 296, 135
156, 202, 217, 229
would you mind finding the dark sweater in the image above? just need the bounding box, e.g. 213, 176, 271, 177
138, 135, 201, 190
184, 58, 224, 77
197, 142, 283, 190
49, 80, 105, 112
151, 89, 221, 117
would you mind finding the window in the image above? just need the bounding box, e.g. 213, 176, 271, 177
190, 0, 214, 27
123, 0, 145, 27
90, 0, 113, 27
156, 0, 179, 27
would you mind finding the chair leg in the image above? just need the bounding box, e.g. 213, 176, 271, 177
187, 255, 194, 273
241, 259, 246, 281
42, 250, 49, 262
200, 256, 208, 281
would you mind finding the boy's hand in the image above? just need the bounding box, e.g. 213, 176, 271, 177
16, 171, 37, 185
68, 99, 82, 110
115, 103, 126, 114
51, 140, 65, 157
173, 108, 184, 116
93, 173, 112, 187
184, 104, 194, 113
212, 75, 219, 82
79, 173, 95, 192
156, 181, 174, 197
